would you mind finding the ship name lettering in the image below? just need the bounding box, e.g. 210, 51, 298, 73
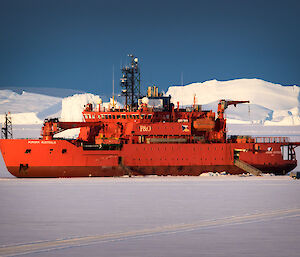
140, 125, 151, 132
41, 141, 57, 144
28, 141, 40, 144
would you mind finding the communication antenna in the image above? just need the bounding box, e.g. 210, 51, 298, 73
181, 72, 184, 85
193, 94, 196, 108
1, 112, 13, 139
112, 65, 115, 108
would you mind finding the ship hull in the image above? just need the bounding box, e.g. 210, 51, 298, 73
0, 139, 297, 178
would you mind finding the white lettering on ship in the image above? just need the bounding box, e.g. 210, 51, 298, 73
139, 125, 152, 132
28, 141, 57, 144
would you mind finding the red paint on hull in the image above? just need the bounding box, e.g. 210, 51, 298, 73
0, 139, 297, 178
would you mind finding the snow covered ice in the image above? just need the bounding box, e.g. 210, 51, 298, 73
0, 177, 299, 257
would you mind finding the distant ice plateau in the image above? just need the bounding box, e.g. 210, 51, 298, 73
167, 78, 300, 126
0, 78, 299, 126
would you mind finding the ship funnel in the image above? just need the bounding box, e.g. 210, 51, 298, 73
147, 86, 159, 97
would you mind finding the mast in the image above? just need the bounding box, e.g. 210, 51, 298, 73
120, 54, 140, 111
112, 65, 115, 108
1, 112, 13, 139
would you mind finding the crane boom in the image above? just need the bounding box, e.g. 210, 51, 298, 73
217, 100, 250, 119
41, 119, 103, 140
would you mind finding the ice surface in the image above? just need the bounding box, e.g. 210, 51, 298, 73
0, 177, 299, 257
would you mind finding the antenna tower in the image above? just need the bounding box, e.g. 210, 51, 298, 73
1, 112, 13, 139
120, 54, 140, 110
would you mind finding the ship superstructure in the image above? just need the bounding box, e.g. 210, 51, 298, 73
0, 55, 299, 177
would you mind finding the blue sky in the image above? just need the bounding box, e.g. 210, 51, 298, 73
0, 0, 299, 97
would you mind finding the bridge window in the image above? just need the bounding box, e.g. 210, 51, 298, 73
121, 114, 126, 119
117, 115, 120, 119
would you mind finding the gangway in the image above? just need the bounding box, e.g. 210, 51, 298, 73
234, 159, 262, 176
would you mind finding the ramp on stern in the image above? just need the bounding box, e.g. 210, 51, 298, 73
234, 159, 262, 176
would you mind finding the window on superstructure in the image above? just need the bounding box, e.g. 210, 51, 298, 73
130, 115, 133, 119
98, 115, 101, 119
117, 115, 120, 119
121, 114, 126, 119
105, 115, 108, 119
108, 115, 112, 119
25, 149, 31, 154
136, 115, 140, 119
112, 115, 115, 119
92, 115, 95, 119
141, 114, 145, 119
148, 115, 152, 119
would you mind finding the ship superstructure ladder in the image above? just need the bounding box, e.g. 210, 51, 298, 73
234, 159, 262, 176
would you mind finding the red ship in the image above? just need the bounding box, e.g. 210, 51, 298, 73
0, 55, 299, 178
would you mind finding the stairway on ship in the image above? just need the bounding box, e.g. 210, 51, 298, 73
234, 159, 262, 176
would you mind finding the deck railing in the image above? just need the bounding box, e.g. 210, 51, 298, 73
254, 137, 289, 143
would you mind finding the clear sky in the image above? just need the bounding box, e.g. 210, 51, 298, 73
0, 0, 299, 97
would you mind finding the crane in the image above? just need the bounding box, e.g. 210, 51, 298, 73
217, 100, 250, 119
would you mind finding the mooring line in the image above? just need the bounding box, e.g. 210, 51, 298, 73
0, 208, 299, 257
